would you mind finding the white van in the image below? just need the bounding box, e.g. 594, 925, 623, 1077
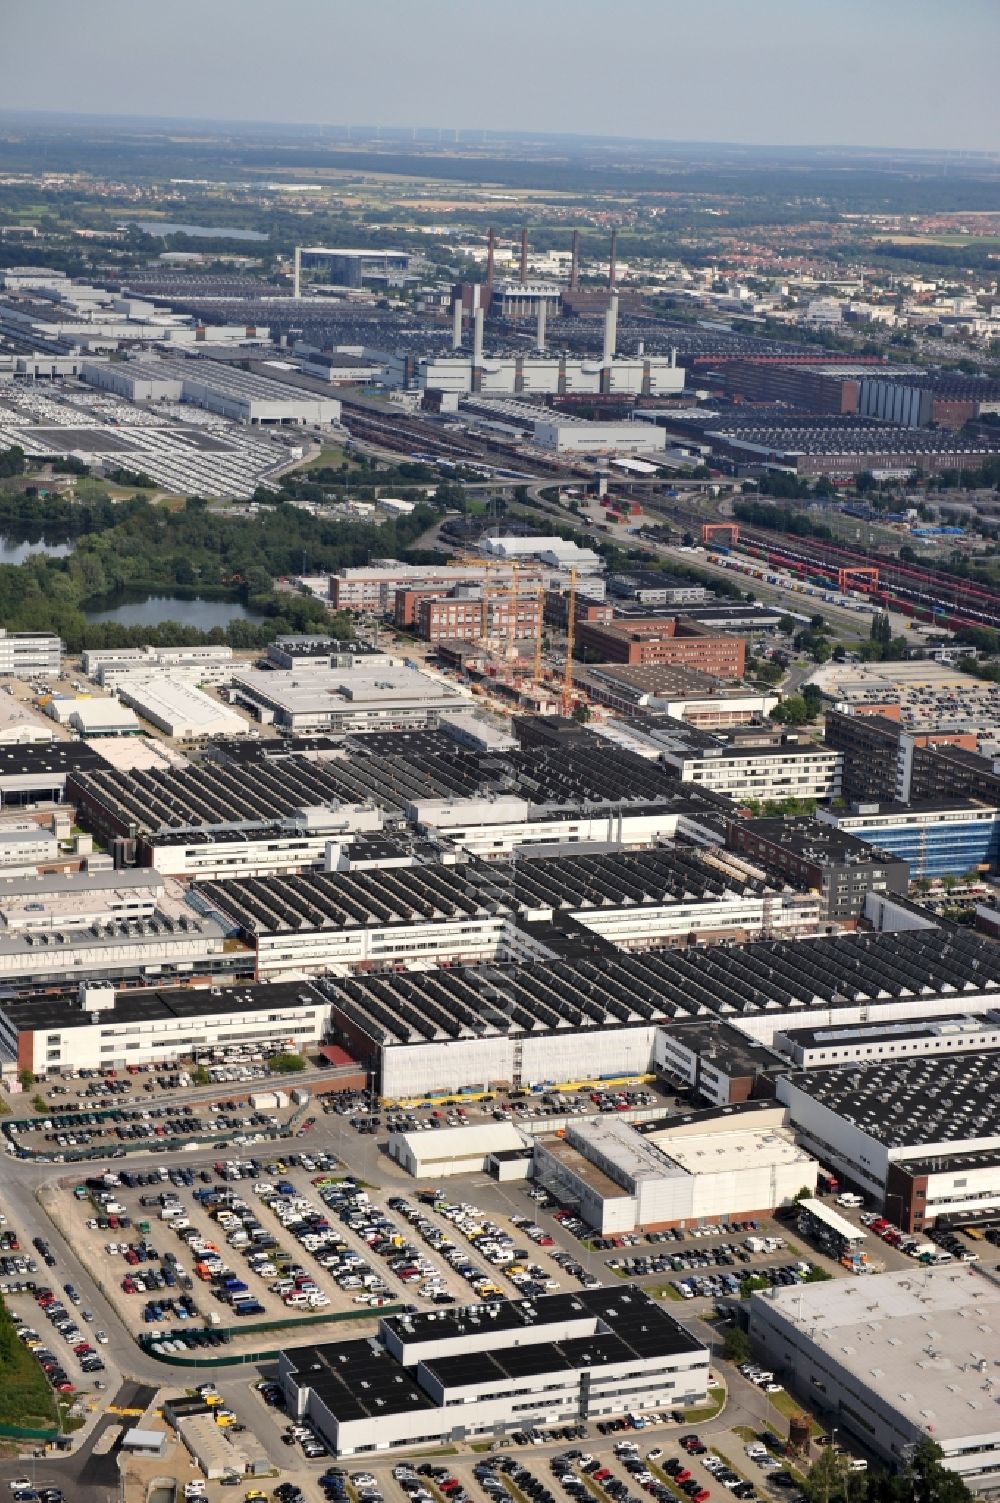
836, 1193, 864, 1208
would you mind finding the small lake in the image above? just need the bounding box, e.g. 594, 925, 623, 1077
130, 220, 268, 241
0, 532, 73, 564
84, 592, 268, 629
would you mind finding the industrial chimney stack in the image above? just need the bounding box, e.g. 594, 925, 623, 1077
452, 298, 463, 351
569, 229, 580, 291
293, 246, 302, 300
519, 226, 529, 285
486, 227, 496, 291
608, 228, 618, 292
536, 299, 547, 352
602, 293, 619, 365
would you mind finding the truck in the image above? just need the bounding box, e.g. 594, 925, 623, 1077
817, 1170, 839, 1196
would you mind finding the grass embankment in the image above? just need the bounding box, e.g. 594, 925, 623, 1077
0, 1299, 58, 1430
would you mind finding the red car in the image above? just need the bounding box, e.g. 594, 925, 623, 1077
693, 1491, 710, 1502
593, 1470, 612, 1484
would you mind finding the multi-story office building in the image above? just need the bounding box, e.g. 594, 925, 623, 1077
725, 815, 908, 918
0, 630, 63, 677
575, 617, 746, 678
817, 799, 1000, 877
279, 1288, 708, 1456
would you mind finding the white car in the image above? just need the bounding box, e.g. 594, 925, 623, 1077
95, 1331, 109, 1344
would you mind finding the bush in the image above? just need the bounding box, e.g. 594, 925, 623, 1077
269, 1052, 307, 1074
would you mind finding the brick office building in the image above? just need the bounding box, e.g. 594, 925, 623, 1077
576, 616, 746, 678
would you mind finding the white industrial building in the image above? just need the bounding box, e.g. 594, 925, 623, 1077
0, 978, 330, 1078
409, 794, 693, 859
749, 1269, 1000, 1494
533, 419, 667, 457
0, 868, 232, 991
83, 645, 234, 683
0, 696, 55, 746
0, 631, 62, 678
146, 804, 384, 880
114, 677, 250, 740
388, 1120, 531, 1179
420, 296, 684, 401
47, 695, 141, 737
82, 356, 341, 426
0, 820, 60, 874
534, 1115, 817, 1234
230, 667, 466, 734
279, 1287, 709, 1456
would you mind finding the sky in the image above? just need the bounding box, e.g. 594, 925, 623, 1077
5, 0, 999, 154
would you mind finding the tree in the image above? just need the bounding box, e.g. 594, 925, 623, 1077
801, 684, 824, 718
17, 1069, 33, 1092
778, 615, 795, 635
722, 1326, 751, 1365
771, 696, 810, 726
802, 1445, 852, 1503
794, 1185, 814, 1201
571, 703, 591, 724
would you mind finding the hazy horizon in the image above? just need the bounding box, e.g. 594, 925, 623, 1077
5, 0, 998, 156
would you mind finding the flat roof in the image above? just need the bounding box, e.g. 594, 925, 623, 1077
651, 1126, 814, 1177
752, 1268, 1000, 1443
781, 1050, 1000, 1150
0, 978, 326, 1034
734, 815, 900, 866
778, 1011, 1000, 1052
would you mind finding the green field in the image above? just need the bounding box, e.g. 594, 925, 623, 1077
0, 1299, 57, 1430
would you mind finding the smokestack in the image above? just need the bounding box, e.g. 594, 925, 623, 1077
603, 293, 619, 365
536, 297, 547, 352
608, 228, 618, 291
637, 339, 645, 357
670, 346, 677, 369
293, 246, 301, 300
569, 229, 580, 291
486, 227, 496, 290
452, 298, 463, 351
473, 306, 484, 370
519, 226, 529, 285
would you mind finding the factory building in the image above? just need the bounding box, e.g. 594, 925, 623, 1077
230, 667, 465, 734
816, 799, 1000, 878
46, 695, 141, 737
776, 1050, 1000, 1228
0, 868, 234, 994
195, 842, 817, 988
772, 1012, 1000, 1071
114, 677, 250, 741
533, 1115, 816, 1234
294, 246, 411, 289
0, 740, 106, 809
575, 617, 746, 678
724, 815, 909, 920
533, 419, 667, 457
264, 637, 394, 672
0, 978, 330, 1077
416, 588, 543, 646
575, 666, 778, 727
749, 1270, 1000, 1493
313, 926, 989, 1102
279, 1288, 709, 1456
332, 562, 546, 615
82, 355, 341, 426
858, 372, 1000, 429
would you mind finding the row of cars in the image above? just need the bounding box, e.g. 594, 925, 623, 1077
322, 1183, 450, 1304
394, 1193, 560, 1303
22, 1286, 107, 1390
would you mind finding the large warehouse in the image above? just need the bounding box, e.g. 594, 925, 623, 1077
776, 1050, 1000, 1232
194, 844, 820, 989
230, 667, 465, 734
316, 927, 1000, 1100
279, 1287, 709, 1455
533, 1114, 816, 1234
114, 677, 250, 741
82, 355, 341, 426
749, 1269, 1000, 1493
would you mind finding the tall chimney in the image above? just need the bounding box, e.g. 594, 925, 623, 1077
536, 297, 547, 352
569, 229, 580, 291
519, 226, 529, 285
293, 246, 301, 300
608, 227, 618, 291
670, 346, 677, 369
603, 292, 619, 365
452, 298, 463, 350
473, 306, 484, 370
485, 227, 496, 290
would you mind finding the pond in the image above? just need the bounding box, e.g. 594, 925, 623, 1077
130, 219, 268, 241
0, 532, 73, 564
83, 592, 268, 629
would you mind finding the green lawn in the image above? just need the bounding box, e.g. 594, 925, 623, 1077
0, 1301, 57, 1430
768, 1390, 823, 1435
686, 1391, 726, 1423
